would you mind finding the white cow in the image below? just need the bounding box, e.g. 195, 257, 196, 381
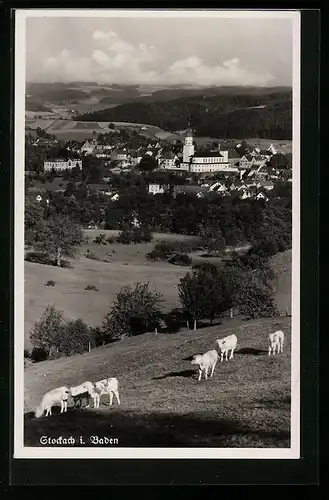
70, 381, 95, 409
216, 334, 238, 362
191, 350, 218, 381
35, 386, 70, 418
268, 330, 284, 356
93, 378, 120, 408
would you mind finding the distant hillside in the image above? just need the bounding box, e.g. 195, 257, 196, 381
80, 90, 292, 139
25, 99, 50, 112
26, 82, 90, 102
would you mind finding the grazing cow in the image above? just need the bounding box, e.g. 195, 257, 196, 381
268, 330, 284, 356
35, 386, 70, 418
191, 350, 218, 381
216, 334, 238, 362
93, 378, 120, 408
70, 381, 95, 409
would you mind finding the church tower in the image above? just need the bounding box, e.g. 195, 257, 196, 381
183, 128, 195, 163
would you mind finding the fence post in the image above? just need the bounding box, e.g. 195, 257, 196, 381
88, 342, 91, 353
155, 327, 158, 336
229, 308, 234, 319
194, 319, 197, 330
186, 320, 189, 332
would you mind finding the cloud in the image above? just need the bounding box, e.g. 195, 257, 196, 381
34, 31, 274, 87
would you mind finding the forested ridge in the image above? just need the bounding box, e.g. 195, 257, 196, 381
79, 90, 292, 139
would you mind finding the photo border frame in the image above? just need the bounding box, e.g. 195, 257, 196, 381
0, 3, 320, 486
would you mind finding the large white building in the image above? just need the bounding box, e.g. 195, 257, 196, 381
44, 159, 83, 172
179, 130, 239, 173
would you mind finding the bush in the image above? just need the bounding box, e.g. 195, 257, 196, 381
55, 318, 95, 357
146, 248, 168, 261
93, 233, 107, 245
86, 251, 101, 261
168, 253, 192, 266
45, 280, 55, 287
85, 284, 99, 291
30, 346, 48, 363
236, 274, 279, 320
24, 349, 31, 358
102, 282, 164, 341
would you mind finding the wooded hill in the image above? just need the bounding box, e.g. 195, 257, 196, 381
79, 90, 292, 139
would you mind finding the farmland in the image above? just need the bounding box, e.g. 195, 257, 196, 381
24, 315, 291, 447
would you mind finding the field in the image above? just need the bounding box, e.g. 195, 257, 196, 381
24, 315, 291, 448
24, 226, 291, 350
24, 232, 199, 349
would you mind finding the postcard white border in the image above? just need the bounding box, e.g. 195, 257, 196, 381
14, 9, 300, 460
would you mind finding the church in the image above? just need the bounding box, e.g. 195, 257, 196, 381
175, 129, 239, 174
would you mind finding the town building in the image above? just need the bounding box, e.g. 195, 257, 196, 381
178, 130, 239, 174
44, 159, 83, 171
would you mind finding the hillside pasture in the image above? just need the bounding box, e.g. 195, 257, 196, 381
24, 316, 291, 448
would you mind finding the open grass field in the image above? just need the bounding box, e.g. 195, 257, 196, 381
24, 315, 291, 447
24, 227, 291, 350
24, 232, 198, 349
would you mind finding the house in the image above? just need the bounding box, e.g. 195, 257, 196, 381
159, 150, 178, 169
148, 183, 168, 195
44, 159, 83, 171
81, 139, 97, 155
256, 192, 269, 201
209, 182, 227, 193
238, 154, 253, 169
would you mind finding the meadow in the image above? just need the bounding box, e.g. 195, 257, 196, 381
24, 226, 291, 351
24, 315, 291, 448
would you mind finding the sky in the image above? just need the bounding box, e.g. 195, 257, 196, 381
25, 15, 294, 87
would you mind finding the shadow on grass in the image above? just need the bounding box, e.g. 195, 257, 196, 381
24, 407, 290, 448
152, 369, 196, 380
236, 348, 268, 356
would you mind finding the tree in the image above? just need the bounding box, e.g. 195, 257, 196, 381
178, 268, 231, 325
33, 215, 83, 266
235, 273, 279, 320
102, 282, 164, 341
30, 305, 65, 357
55, 318, 95, 356
25, 198, 45, 244
138, 156, 158, 172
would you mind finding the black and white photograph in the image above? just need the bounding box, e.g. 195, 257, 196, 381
14, 9, 300, 459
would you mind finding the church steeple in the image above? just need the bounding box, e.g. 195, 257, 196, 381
183, 127, 195, 162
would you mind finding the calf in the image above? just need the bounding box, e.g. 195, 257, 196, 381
191, 350, 218, 381
35, 386, 70, 418
93, 378, 120, 408
70, 381, 95, 409
216, 334, 238, 362
268, 330, 284, 356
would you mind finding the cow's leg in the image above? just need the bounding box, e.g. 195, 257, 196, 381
211, 361, 217, 377
268, 345, 271, 356
198, 369, 202, 381
225, 351, 228, 361
64, 401, 67, 412
220, 352, 224, 362
114, 390, 120, 405
205, 369, 208, 380
60, 400, 64, 413
109, 391, 113, 406
230, 348, 234, 360
45, 408, 49, 417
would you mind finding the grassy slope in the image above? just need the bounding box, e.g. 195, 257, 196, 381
24, 315, 291, 448
24, 241, 292, 349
